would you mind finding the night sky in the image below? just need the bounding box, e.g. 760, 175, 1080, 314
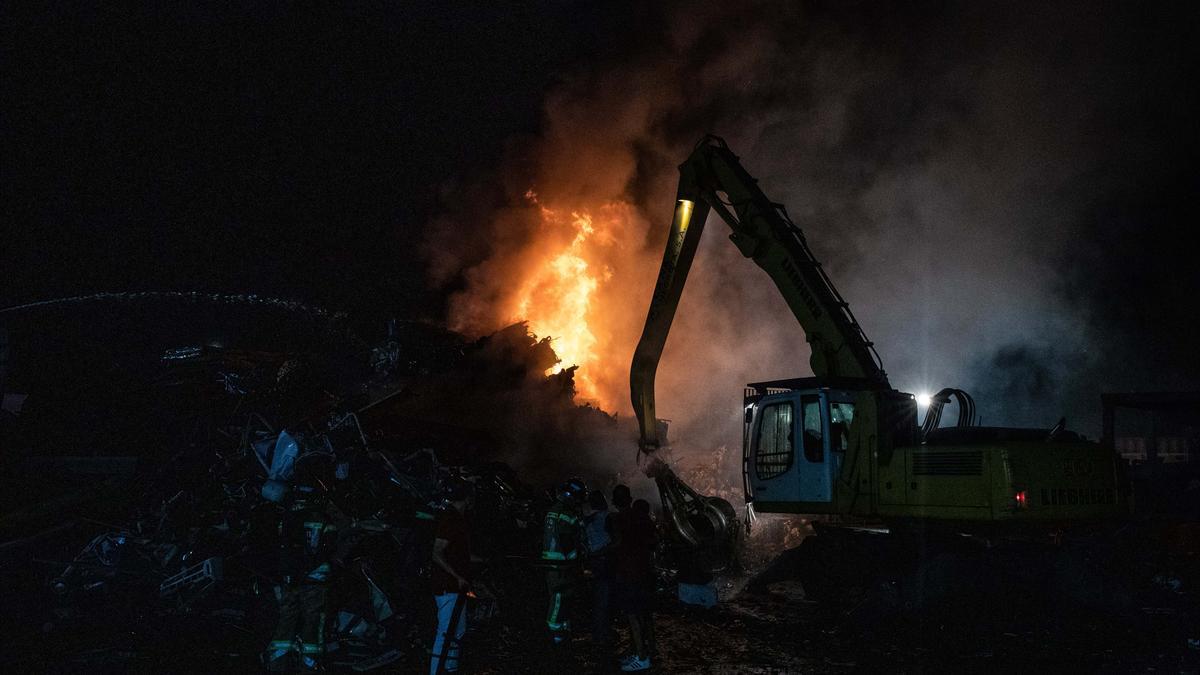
4, 1, 1199, 433
3, 3, 635, 317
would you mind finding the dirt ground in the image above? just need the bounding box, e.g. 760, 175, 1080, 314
9, 573, 1199, 673
8, 530, 1198, 674
466, 575, 1199, 674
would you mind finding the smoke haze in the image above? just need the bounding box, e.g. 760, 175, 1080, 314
425, 0, 1200, 465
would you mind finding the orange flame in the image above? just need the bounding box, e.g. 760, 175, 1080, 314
444, 186, 650, 413
510, 190, 629, 407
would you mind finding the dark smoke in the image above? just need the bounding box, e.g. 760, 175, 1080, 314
968, 344, 1087, 429
427, 0, 1200, 470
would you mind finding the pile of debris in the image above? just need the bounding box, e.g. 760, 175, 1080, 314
0, 299, 617, 669
40, 401, 541, 669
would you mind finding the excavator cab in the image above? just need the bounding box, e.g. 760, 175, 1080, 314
742, 379, 859, 513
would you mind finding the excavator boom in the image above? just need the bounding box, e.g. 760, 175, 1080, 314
628, 136, 893, 552
631, 136, 886, 452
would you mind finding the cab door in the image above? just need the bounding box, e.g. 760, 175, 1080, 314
747, 390, 834, 508
747, 393, 801, 506
796, 392, 833, 503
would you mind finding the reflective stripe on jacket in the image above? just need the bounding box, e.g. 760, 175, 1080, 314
541, 501, 581, 561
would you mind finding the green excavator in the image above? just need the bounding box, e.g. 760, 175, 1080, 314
631, 136, 1126, 556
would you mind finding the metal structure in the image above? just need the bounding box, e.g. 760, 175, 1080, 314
631, 136, 1126, 544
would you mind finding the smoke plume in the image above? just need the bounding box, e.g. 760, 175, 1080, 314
425, 0, 1200, 468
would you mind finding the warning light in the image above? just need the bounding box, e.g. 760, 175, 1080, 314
1014, 490, 1028, 509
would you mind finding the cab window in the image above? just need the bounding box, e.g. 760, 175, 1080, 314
755, 402, 794, 480
802, 395, 824, 463
829, 402, 854, 452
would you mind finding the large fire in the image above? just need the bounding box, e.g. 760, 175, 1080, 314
441, 181, 655, 414
510, 191, 628, 406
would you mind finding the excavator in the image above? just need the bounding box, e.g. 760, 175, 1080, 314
631, 136, 1127, 568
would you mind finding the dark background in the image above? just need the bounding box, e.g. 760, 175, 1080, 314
3, 2, 1199, 424
2, 2, 640, 318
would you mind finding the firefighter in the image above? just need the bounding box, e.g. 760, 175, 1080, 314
429, 481, 474, 675
542, 477, 586, 645
264, 454, 343, 672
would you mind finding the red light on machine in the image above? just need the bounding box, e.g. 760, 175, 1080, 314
1014, 490, 1029, 509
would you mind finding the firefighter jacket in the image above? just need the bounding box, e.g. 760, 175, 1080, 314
541, 499, 582, 563
279, 493, 340, 583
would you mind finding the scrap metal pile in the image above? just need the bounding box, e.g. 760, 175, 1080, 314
0, 299, 604, 669
43, 372, 544, 667
45, 409, 534, 670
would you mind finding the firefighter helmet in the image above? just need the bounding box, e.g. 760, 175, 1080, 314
558, 477, 587, 501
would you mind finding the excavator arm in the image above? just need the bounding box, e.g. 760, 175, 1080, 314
631, 136, 888, 453
628, 136, 891, 552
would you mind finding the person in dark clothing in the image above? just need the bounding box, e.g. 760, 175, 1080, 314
610, 485, 632, 519
430, 482, 473, 675
583, 490, 613, 648
613, 498, 657, 671
605, 484, 632, 548
543, 478, 586, 645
